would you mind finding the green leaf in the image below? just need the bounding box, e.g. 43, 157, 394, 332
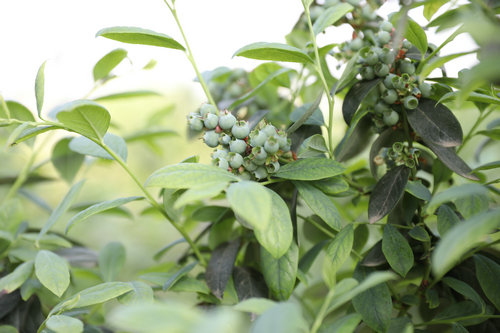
55, 100, 111, 140
419, 52, 473, 79
1, 101, 35, 122
250, 302, 308, 333
325, 224, 354, 278
0, 261, 34, 293
232, 266, 268, 301
254, 189, 293, 259
119, 281, 154, 304
406, 98, 463, 147
145, 163, 239, 189
352, 266, 393, 333
260, 242, 298, 300
99, 242, 126, 282
404, 19, 428, 57
473, 160, 500, 171
313, 3, 354, 35
427, 183, 487, 213
335, 53, 360, 93
474, 255, 500, 312
320, 313, 362, 333
432, 209, 500, 280
368, 166, 410, 223
37, 179, 85, 243
477, 128, 500, 140
52, 138, 85, 183
287, 93, 323, 134
312, 176, 349, 195
290, 103, 325, 127
233, 42, 313, 63
96, 26, 185, 51
69, 132, 128, 161
405, 180, 431, 201
153, 238, 186, 261
439, 91, 500, 107
294, 181, 341, 231
125, 129, 178, 143
93, 48, 128, 81
423, 0, 448, 21
455, 193, 489, 219
233, 298, 276, 314
163, 262, 197, 291
387, 317, 413, 333
0, 325, 19, 333
409, 225, 430, 242
174, 181, 229, 209
226, 181, 272, 230
335, 109, 373, 162
342, 79, 381, 125
276, 158, 345, 180
35, 61, 47, 117
382, 225, 414, 277
437, 204, 460, 237
35, 250, 70, 297
442, 277, 486, 311
66, 196, 143, 233
206, 240, 240, 299
12, 125, 60, 145
46, 315, 84, 333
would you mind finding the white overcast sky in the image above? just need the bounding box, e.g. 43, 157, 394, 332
0, 0, 476, 113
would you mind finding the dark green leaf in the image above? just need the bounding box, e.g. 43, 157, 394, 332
55, 100, 111, 140
409, 225, 430, 242
425, 288, 440, 309
99, 242, 126, 282
473, 160, 500, 171
290, 103, 324, 127
96, 26, 185, 51
442, 277, 485, 311
65, 196, 143, 233
406, 98, 463, 147
227, 181, 272, 230
477, 129, 500, 141
382, 225, 414, 277
298, 241, 327, 275
35, 61, 47, 117
455, 193, 489, 219
35, 250, 70, 297
474, 255, 500, 312
325, 224, 354, 277
319, 313, 362, 333
294, 181, 341, 231
287, 93, 323, 134
312, 3, 354, 35
232, 267, 268, 301
387, 317, 413, 333
93, 48, 128, 81
405, 180, 431, 201
206, 240, 240, 299
191, 206, 230, 222
342, 79, 381, 125
424, 139, 479, 180
312, 176, 349, 195
233, 42, 313, 63
404, 19, 428, 56
368, 166, 410, 223
335, 111, 373, 162
276, 158, 345, 180
51, 138, 85, 183
432, 209, 500, 280
437, 204, 460, 237
352, 266, 393, 333
260, 242, 298, 300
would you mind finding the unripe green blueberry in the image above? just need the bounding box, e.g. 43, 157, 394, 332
266, 161, 281, 174
403, 95, 419, 109
218, 112, 236, 130
412, 87, 421, 96
232, 121, 250, 139
229, 139, 247, 154
382, 89, 398, 104
419, 82, 432, 97
262, 124, 277, 137
402, 40, 412, 49
374, 101, 390, 114
200, 103, 217, 117
275, 130, 288, 149
228, 152, 244, 169
220, 133, 231, 146
361, 66, 375, 80
188, 114, 204, 131
383, 110, 399, 126
364, 51, 379, 66
249, 129, 268, 147
204, 130, 220, 148
372, 46, 383, 56
214, 157, 229, 170
393, 76, 406, 90
204, 113, 219, 130
253, 166, 268, 180
361, 6, 376, 20
392, 142, 404, 153
350, 38, 364, 51
376, 31, 391, 45
379, 48, 395, 64
251, 146, 267, 161
400, 60, 416, 75
243, 157, 258, 171
226, 84, 244, 99
374, 63, 390, 77
374, 118, 385, 128
212, 148, 228, 160
380, 21, 393, 32
282, 138, 292, 152
264, 136, 280, 154
238, 171, 252, 180
384, 73, 396, 89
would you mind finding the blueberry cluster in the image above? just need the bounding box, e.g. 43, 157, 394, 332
354, 21, 433, 129
187, 104, 294, 180
374, 142, 420, 169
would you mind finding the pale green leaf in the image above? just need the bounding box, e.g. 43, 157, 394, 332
54, 100, 111, 140
93, 48, 128, 81
233, 298, 276, 314
276, 158, 345, 180
313, 3, 354, 35
35, 61, 47, 117
99, 242, 126, 282
69, 132, 128, 161
0, 261, 34, 293
96, 26, 185, 51
233, 42, 313, 64
227, 181, 272, 231
325, 224, 354, 277
174, 181, 229, 209
35, 250, 70, 297
260, 242, 298, 300
46, 315, 83, 333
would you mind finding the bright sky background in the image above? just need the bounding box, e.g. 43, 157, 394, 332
0, 0, 477, 113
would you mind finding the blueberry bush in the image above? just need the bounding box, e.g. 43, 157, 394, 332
1, 0, 500, 332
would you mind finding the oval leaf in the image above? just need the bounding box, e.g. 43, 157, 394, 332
406, 98, 463, 147
227, 181, 272, 230
93, 48, 128, 81
260, 242, 298, 301
313, 3, 354, 35
424, 139, 478, 180
382, 225, 414, 277
405, 180, 431, 201
404, 19, 428, 57
66, 196, 143, 233
52, 138, 85, 183
426, 183, 487, 213
325, 224, 354, 276
96, 26, 185, 51
145, 163, 239, 189
35, 61, 47, 117
35, 250, 70, 297
174, 181, 229, 209
233, 42, 313, 63
474, 255, 500, 312
60, 282, 133, 311
54, 100, 111, 141
250, 302, 308, 333
46, 315, 84, 333
0, 261, 34, 293
206, 239, 241, 299
99, 242, 126, 282
368, 166, 410, 223
275, 158, 345, 180
342, 79, 381, 125
69, 133, 128, 161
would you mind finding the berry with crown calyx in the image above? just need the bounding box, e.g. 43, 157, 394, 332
232, 120, 250, 139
